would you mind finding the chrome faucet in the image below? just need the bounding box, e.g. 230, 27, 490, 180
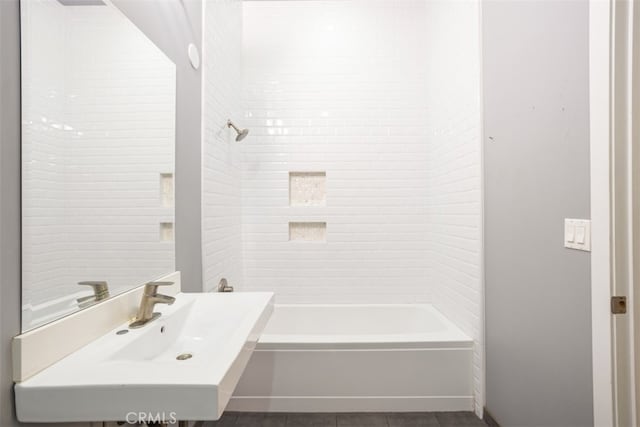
77, 281, 110, 308
129, 281, 175, 329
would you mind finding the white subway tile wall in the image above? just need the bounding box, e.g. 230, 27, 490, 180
423, 0, 483, 414
21, 0, 68, 326
241, 0, 432, 304
238, 0, 483, 414
21, 0, 176, 330
202, 0, 244, 292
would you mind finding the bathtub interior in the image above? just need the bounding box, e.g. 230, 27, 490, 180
258, 303, 473, 348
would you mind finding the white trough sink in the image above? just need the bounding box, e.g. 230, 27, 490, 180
15, 292, 274, 423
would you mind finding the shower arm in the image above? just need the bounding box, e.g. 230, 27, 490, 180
227, 120, 240, 133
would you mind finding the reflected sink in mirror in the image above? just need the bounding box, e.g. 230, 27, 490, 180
15, 292, 274, 423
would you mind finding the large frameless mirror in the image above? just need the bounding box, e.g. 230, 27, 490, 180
21, 0, 177, 331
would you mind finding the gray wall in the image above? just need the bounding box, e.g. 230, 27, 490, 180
0, 1, 23, 425
0, 0, 203, 425
482, 1, 593, 426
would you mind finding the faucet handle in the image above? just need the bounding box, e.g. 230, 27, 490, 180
143, 281, 174, 295
78, 281, 110, 300
217, 278, 234, 293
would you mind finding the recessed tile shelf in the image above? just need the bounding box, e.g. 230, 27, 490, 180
289, 172, 326, 206
160, 222, 174, 241
160, 173, 174, 208
289, 222, 326, 242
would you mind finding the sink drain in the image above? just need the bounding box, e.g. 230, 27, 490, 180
176, 353, 193, 361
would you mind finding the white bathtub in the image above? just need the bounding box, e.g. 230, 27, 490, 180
228, 304, 474, 413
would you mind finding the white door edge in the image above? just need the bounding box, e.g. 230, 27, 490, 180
590, 0, 615, 425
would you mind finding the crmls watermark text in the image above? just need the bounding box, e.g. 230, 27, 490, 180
125, 412, 178, 424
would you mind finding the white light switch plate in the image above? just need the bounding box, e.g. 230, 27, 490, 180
564, 218, 591, 251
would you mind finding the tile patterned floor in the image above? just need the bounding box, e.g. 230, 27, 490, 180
205, 412, 487, 427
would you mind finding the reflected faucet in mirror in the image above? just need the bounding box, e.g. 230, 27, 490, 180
76, 281, 110, 309
129, 281, 175, 329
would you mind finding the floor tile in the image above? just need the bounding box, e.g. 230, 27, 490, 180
386, 412, 439, 427
263, 414, 288, 427
222, 411, 488, 427
337, 413, 389, 427
205, 413, 238, 426
286, 412, 337, 426
435, 411, 486, 426
234, 413, 265, 426
235, 413, 287, 427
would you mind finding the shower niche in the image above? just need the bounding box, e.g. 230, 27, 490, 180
289, 172, 327, 207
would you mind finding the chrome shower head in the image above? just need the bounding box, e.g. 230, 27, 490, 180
227, 120, 249, 142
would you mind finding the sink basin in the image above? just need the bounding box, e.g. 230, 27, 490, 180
14, 292, 274, 423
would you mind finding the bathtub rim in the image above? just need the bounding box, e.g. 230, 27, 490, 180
257, 303, 473, 350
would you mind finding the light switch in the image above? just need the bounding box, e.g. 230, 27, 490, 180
564, 219, 591, 251
565, 224, 575, 243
